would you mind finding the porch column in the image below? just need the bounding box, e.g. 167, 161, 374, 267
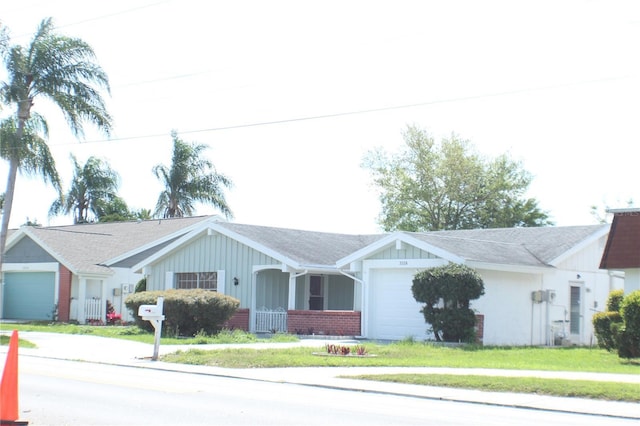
78, 276, 87, 324
249, 271, 257, 333
100, 279, 108, 323
287, 273, 296, 310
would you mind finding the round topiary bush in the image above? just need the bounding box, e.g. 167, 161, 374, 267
125, 289, 240, 337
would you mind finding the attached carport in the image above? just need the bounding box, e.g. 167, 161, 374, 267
3, 271, 56, 320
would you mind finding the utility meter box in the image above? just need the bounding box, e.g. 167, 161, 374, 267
138, 304, 163, 319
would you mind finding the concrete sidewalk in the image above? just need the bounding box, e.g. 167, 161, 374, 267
2, 331, 639, 420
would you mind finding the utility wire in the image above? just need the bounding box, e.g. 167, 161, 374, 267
29, 72, 639, 148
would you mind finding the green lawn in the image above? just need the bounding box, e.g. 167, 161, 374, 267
3, 322, 639, 402
347, 374, 640, 402
0, 323, 297, 345
161, 342, 639, 374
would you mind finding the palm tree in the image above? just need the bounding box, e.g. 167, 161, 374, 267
153, 131, 233, 219
0, 116, 62, 196
0, 17, 111, 263
49, 155, 119, 224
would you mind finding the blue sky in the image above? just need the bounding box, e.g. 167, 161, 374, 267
2, 0, 639, 233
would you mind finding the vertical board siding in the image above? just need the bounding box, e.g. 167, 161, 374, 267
369, 245, 437, 260
146, 232, 280, 307
256, 269, 288, 309
327, 275, 354, 310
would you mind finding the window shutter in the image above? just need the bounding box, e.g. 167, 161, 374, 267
217, 270, 225, 294
165, 271, 174, 289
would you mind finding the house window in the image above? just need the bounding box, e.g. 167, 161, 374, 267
175, 272, 218, 291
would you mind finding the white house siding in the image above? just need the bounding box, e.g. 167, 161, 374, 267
622, 269, 640, 293
144, 232, 280, 308
108, 267, 143, 322
552, 236, 619, 346
471, 270, 543, 346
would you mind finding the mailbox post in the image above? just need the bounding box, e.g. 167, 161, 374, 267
138, 297, 165, 360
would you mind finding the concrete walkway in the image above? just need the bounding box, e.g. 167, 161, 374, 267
2, 331, 639, 420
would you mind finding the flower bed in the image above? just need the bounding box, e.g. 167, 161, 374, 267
312, 343, 376, 357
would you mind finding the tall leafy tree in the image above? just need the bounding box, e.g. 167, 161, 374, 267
362, 125, 552, 231
49, 155, 119, 224
153, 131, 233, 219
0, 17, 111, 262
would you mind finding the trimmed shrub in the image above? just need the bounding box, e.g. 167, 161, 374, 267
125, 289, 239, 337
618, 290, 640, 359
606, 289, 625, 312
412, 263, 485, 343
592, 311, 622, 351
135, 277, 147, 293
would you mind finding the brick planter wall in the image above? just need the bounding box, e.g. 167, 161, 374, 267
287, 310, 361, 336
223, 308, 250, 331
475, 314, 484, 344
58, 264, 72, 322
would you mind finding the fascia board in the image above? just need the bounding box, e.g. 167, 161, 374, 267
132, 222, 302, 273
336, 232, 465, 268
211, 224, 303, 270
336, 232, 403, 267
104, 217, 218, 266
130, 225, 210, 272
19, 227, 79, 274
466, 260, 551, 274
548, 225, 610, 267
5, 228, 26, 250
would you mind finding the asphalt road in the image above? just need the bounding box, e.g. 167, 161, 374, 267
17, 357, 638, 426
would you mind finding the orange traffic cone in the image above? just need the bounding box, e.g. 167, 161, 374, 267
0, 330, 27, 425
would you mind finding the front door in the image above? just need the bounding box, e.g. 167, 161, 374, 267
309, 275, 324, 310
570, 285, 582, 342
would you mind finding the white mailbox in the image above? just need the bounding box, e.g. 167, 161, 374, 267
138, 304, 163, 319
138, 297, 165, 361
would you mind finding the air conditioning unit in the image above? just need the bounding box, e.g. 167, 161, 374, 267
531, 290, 543, 303
543, 289, 556, 303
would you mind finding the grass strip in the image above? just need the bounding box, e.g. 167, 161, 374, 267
161, 344, 640, 374
0, 334, 36, 348
347, 374, 640, 402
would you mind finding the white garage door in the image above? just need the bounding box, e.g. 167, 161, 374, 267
369, 268, 430, 341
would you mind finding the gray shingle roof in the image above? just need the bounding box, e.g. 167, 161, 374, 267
217, 222, 384, 267
8, 218, 609, 275
17, 216, 213, 274
409, 225, 608, 267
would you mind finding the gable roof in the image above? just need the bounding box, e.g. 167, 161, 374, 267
217, 222, 383, 268
338, 224, 609, 270
132, 221, 384, 272
5, 216, 215, 275
5, 217, 609, 276
600, 209, 640, 269
412, 225, 608, 267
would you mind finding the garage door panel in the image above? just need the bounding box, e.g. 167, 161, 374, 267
3, 272, 55, 320
370, 269, 430, 340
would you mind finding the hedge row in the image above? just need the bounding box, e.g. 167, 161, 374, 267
125, 289, 239, 337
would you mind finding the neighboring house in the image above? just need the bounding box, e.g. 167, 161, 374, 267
1, 216, 214, 323
2, 216, 620, 346
599, 208, 640, 294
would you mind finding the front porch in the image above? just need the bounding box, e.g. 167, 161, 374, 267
253, 308, 361, 336
244, 268, 363, 336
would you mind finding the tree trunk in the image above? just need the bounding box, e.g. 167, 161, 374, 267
0, 158, 19, 271
0, 118, 26, 279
